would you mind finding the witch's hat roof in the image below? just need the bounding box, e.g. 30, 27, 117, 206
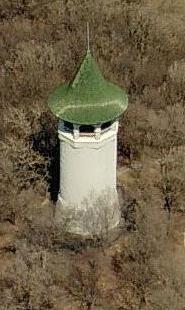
47, 49, 128, 125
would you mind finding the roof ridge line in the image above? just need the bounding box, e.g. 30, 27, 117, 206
71, 50, 91, 88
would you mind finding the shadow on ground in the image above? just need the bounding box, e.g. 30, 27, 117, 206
30, 112, 59, 202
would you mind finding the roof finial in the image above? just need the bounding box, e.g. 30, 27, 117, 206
87, 22, 90, 52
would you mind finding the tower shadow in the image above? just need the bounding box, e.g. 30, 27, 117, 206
48, 140, 60, 202
30, 113, 59, 202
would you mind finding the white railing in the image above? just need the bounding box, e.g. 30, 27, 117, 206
79, 132, 95, 137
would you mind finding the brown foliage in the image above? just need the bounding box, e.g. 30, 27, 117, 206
0, 0, 185, 309
111, 206, 185, 309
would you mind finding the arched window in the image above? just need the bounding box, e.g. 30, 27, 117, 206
64, 121, 73, 132
101, 121, 111, 130
79, 125, 94, 133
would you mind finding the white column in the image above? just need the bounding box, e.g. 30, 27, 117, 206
111, 120, 119, 133
94, 125, 101, 140
73, 124, 80, 140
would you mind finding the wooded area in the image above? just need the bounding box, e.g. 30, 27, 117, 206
0, 0, 185, 309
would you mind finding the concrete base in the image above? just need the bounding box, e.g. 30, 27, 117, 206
53, 222, 123, 252
55, 191, 121, 238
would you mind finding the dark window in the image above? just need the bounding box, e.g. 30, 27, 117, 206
64, 121, 73, 132
101, 121, 111, 130
79, 125, 94, 133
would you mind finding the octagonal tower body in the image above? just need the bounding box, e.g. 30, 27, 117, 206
47, 49, 128, 236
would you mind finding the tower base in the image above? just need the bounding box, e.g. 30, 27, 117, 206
55, 190, 121, 238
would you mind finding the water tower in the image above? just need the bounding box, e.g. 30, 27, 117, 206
47, 33, 128, 236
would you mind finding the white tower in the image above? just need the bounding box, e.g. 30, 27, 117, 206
47, 48, 128, 236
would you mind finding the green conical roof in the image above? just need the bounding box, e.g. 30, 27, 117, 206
47, 50, 128, 125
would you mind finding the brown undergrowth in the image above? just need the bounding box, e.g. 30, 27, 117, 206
1, 0, 185, 309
